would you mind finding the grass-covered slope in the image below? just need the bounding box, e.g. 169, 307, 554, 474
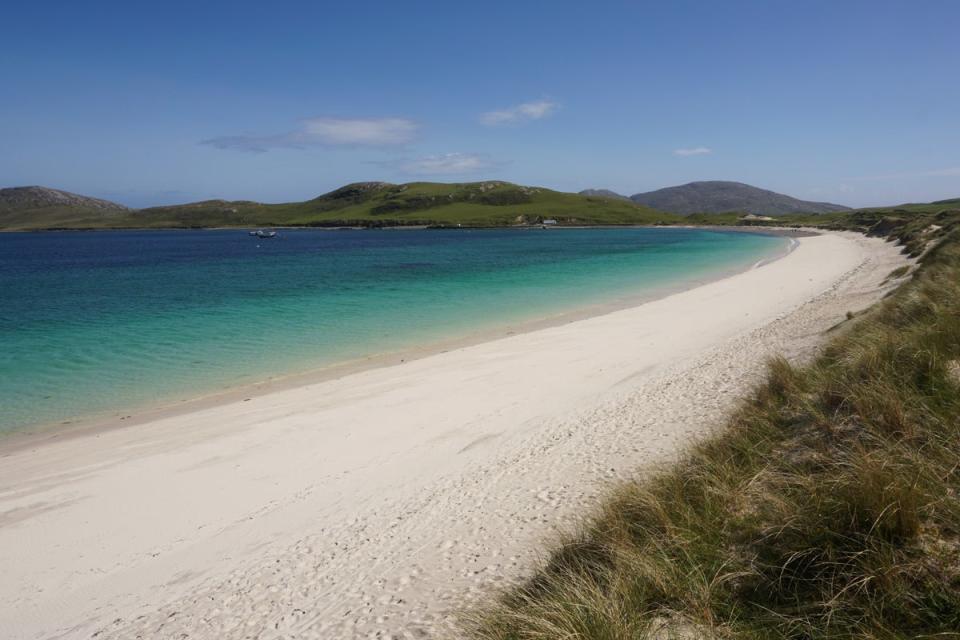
467, 217, 960, 639
1, 181, 677, 230
0, 186, 131, 230
140, 181, 674, 228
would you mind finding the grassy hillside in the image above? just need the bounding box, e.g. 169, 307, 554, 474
0, 206, 133, 230
1, 181, 678, 230
467, 213, 960, 639
0, 186, 131, 230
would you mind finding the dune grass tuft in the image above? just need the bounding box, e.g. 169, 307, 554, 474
465, 228, 960, 639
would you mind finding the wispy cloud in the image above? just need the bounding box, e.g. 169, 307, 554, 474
673, 146, 712, 157
202, 117, 418, 152
375, 152, 504, 176
852, 166, 960, 181
480, 100, 557, 126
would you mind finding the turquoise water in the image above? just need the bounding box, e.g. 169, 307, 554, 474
0, 228, 785, 432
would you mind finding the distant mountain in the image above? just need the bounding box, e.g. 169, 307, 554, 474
0, 186, 130, 229
0, 181, 677, 231
578, 188, 630, 201
628, 181, 850, 216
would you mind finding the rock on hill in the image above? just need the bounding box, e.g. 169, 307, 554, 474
578, 189, 630, 201
628, 181, 850, 216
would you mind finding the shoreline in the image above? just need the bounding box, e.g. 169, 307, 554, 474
0, 222, 819, 234
0, 226, 795, 455
0, 231, 906, 640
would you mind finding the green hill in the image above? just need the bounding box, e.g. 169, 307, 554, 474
0, 181, 678, 230
0, 186, 132, 229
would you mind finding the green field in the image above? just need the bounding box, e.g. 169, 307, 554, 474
0, 181, 678, 230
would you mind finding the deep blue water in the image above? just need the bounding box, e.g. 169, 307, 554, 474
0, 228, 785, 431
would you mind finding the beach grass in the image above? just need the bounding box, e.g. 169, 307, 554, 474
465, 219, 960, 637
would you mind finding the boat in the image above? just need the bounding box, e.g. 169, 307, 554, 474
250, 229, 277, 238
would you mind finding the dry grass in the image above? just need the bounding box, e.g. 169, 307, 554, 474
465, 229, 960, 639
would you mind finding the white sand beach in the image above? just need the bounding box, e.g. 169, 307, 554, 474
0, 231, 908, 640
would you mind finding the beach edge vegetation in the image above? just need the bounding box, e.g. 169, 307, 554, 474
463, 214, 960, 638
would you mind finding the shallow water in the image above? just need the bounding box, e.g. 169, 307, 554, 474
0, 227, 785, 432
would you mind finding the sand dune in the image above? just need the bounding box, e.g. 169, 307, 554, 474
0, 231, 907, 639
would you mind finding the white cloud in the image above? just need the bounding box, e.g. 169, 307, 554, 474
376, 152, 503, 176
301, 118, 417, 145
480, 100, 557, 126
673, 147, 712, 157
202, 117, 418, 152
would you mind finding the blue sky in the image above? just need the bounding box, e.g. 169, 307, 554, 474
2, 0, 958, 207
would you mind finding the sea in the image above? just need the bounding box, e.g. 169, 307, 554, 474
0, 227, 787, 433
